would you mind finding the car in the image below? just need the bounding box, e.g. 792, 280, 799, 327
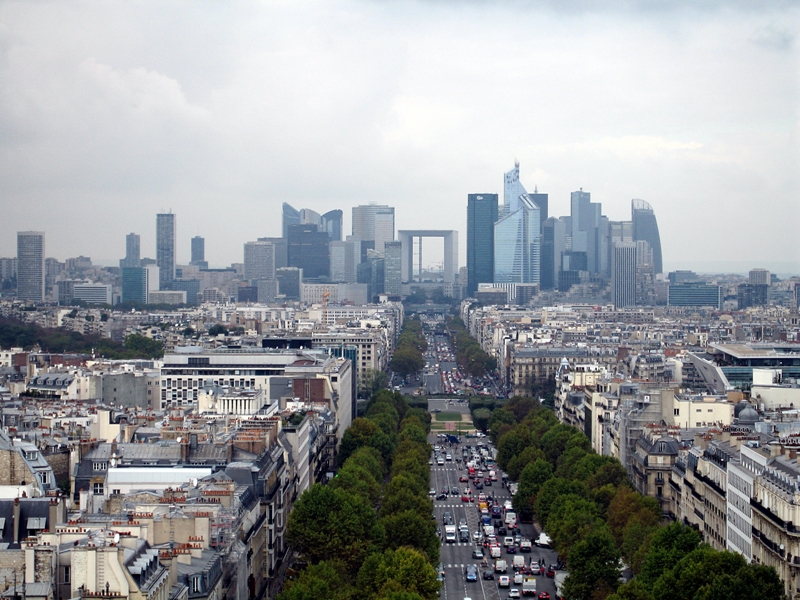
437, 457, 445, 465
506, 545, 516, 554
473, 531, 482, 541
465, 564, 478, 582
428, 488, 436, 496
513, 572, 524, 584
452, 486, 460, 495
437, 563, 445, 582
485, 479, 492, 486
475, 481, 484, 490
462, 495, 471, 502
498, 527, 507, 536
436, 493, 447, 500
483, 570, 495, 580
538, 593, 550, 600
508, 590, 521, 599
460, 475, 469, 482
498, 575, 510, 587
472, 548, 484, 559
530, 560, 540, 571
546, 565, 556, 578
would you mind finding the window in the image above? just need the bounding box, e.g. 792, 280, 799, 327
93, 482, 104, 495
674, 408, 680, 416
63, 566, 71, 584
191, 577, 201, 593
93, 462, 108, 471
39, 471, 50, 485
24, 450, 38, 461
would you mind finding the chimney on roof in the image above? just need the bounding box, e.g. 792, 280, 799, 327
180, 437, 189, 464
49, 497, 61, 529
13, 497, 20, 544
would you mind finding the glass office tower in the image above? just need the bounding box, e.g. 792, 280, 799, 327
632, 199, 663, 275
467, 193, 499, 296
494, 195, 540, 284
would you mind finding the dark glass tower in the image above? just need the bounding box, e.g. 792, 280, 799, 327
322, 209, 343, 241
156, 213, 175, 289
287, 224, 330, 279
467, 193, 499, 296
632, 199, 663, 275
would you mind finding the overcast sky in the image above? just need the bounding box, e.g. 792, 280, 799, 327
1, 0, 798, 274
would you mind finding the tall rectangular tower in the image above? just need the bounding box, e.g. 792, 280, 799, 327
612, 242, 637, 309
121, 233, 140, 268
384, 241, 403, 295
244, 241, 275, 281
156, 213, 176, 289
352, 204, 395, 254
467, 193, 499, 296
191, 236, 205, 265
17, 231, 45, 303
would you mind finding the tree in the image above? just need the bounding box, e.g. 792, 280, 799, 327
330, 463, 382, 506
390, 346, 425, 379
562, 527, 621, 600
636, 522, 701, 587
471, 407, 492, 432
356, 547, 441, 600
380, 509, 440, 564
123, 333, 164, 358
505, 445, 547, 482
380, 486, 433, 519
535, 478, 590, 529
360, 369, 389, 398
208, 324, 228, 336
287, 485, 381, 572
651, 546, 784, 600
278, 560, 355, 600
513, 459, 554, 516
546, 495, 603, 561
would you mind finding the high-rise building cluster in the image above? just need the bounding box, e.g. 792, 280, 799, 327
467, 163, 664, 309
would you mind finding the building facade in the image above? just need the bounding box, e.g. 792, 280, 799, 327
156, 213, 176, 289
17, 231, 45, 303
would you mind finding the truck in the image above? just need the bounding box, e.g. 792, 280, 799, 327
444, 525, 456, 543
522, 575, 537, 596
513, 555, 526, 570
494, 559, 508, 573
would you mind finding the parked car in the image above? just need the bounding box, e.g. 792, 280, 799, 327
498, 575, 510, 588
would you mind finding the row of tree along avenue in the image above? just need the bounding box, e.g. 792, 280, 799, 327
447, 316, 496, 377
389, 317, 427, 379
281, 389, 441, 600
486, 397, 784, 600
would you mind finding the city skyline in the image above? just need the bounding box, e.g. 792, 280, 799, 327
0, 2, 797, 275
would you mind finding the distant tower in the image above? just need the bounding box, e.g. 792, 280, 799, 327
749, 268, 771, 286
467, 193, 499, 296
384, 241, 403, 295
632, 199, 663, 275
156, 213, 176, 289
351, 204, 395, 254
191, 236, 205, 266
243, 240, 276, 281
121, 233, 140, 268
612, 242, 637, 309
17, 231, 45, 303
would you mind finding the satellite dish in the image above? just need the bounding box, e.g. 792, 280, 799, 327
176, 437, 182, 443
113, 533, 120, 544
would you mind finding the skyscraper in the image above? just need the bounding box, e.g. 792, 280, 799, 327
467, 193, 499, 296
494, 195, 541, 284
384, 241, 403, 295
570, 190, 603, 275
321, 210, 343, 241
156, 213, 176, 289
632, 199, 663, 275
120, 233, 140, 268
330, 240, 360, 283
612, 242, 637, 308
749, 268, 771, 286
244, 241, 276, 281
17, 231, 45, 303
282, 203, 301, 239
122, 265, 159, 304
352, 204, 395, 254
191, 236, 205, 266
504, 161, 527, 215
287, 224, 330, 279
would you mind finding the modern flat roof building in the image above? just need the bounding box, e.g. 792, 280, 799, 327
612, 242, 637, 309
120, 232, 140, 268
156, 212, 176, 289
244, 240, 276, 282
668, 282, 722, 309
17, 231, 45, 303
352, 204, 395, 254
467, 193, 498, 296
191, 235, 205, 266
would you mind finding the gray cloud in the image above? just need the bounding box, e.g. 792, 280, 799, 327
0, 0, 797, 273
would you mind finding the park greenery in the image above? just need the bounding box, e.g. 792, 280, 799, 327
0, 317, 164, 359
447, 317, 496, 377
282, 389, 441, 600
388, 318, 427, 379
485, 397, 784, 600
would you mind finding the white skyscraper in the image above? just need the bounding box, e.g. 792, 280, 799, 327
494, 195, 540, 284
244, 241, 276, 281
352, 204, 395, 254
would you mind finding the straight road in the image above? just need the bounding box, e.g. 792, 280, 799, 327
429, 431, 563, 600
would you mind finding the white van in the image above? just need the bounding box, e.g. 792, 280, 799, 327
535, 532, 552, 548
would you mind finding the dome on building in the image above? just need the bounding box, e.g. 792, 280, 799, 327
738, 406, 760, 424
734, 400, 750, 418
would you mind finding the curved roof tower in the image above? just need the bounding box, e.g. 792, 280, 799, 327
631, 199, 663, 274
